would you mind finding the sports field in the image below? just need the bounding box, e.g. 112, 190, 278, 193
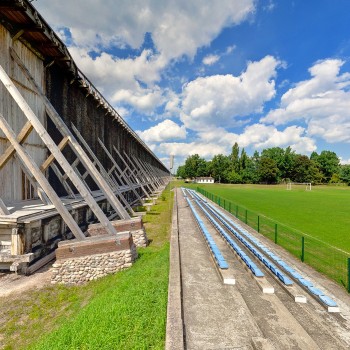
194, 184, 350, 253
186, 183, 350, 288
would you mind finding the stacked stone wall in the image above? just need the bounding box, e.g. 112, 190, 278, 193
51, 232, 137, 285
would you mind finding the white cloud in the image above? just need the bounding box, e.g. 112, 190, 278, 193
136, 120, 187, 142
34, 1, 255, 116
196, 123, 316, 154
35, 0, 255, 60
203, 54, 220, 66
340, 157, 350, 165
180, 55, 281, 131
261, 59, 350, 143
157, 142, 227, 159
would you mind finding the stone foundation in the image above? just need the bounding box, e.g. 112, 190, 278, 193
88, 217, 148, 247
51, 232, 137, 285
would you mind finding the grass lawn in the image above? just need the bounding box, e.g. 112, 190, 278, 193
192, 184, 350, 253
0, 184, 173, 350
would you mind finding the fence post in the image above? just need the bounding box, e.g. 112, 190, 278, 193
274, 224, 278, 244
229, 202, 231, 213
245, 209, 248, 224
224, 199, 226, 210
301, 236, 305, 262
218, 197, 220, 206
257, 215, 260, 232
236, 205, 238, 217
348, 258, 350, 293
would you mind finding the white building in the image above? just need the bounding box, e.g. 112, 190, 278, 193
195, 177, 214, 184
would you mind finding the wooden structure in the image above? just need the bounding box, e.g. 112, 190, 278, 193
0, 0, 169, 272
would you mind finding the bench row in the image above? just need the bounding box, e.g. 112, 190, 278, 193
184, 195, 229, 270
194, 198, 264, 278
194, 191, 338, 309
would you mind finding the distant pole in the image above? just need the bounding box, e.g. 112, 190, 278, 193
274, 224, 278, 244
301, 236, 305, 262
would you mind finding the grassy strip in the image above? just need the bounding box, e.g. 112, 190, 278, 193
1, 185, 173, 350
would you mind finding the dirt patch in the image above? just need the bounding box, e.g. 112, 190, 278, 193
0, 263, 53, 299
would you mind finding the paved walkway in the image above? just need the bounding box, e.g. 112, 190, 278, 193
166, 188, 350, 350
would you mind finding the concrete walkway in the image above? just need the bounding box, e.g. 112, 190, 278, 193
166, 188, 350, 350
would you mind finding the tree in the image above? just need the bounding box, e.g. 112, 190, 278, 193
176, 165, 186, 178
230, 142, 240, 173
209, 154, 230, 182
313, 150, 340, 182
257, 157, 278, 183
290, 155, 322, 183
261, 147, 296, 181
183, 154, 208, 178
340, 165, 350, 185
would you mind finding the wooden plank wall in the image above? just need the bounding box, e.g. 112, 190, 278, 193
46, 64, 167, 196
0, 24, 46, 201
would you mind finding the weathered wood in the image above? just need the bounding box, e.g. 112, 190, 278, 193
114, 147, 150, 197
40, 135, 69, 172
10, 49, 130, 220
0, 64, 119, 237
117, 148, 151, 197
0, 114, 85, 240
133, 156, 158, 192
98, 138, 142, 202
0, 197, 10, 215
0, 121, 33, 170
71, 124, 134, 215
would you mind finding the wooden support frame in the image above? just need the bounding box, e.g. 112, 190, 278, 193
9, 49, 130, 220
118, 149, 152, 197
132, 157, 158, 192
0, 121, 33, 170
0, 63, 120, 237
0, 197, 10, 215
0, 114, 85, 240
97, 138, 142, 203
112, 147, 150, 198
70, 124, 134, 215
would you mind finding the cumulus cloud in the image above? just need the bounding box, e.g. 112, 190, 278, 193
34, 1, 255, 116
203, 54, 220, 66
180, 55, 281, 131
137, 120, 187, 142
196, 123, 316, 154
157, 142, 227, 159
35, 0, 255, 60
261, 59, 350, 143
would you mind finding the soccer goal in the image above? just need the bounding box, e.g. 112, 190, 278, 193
286, 182, 312, 191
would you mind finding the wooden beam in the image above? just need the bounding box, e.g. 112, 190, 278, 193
113, 147, 150, 198
98, 138, 142, 202
71, 124, 134, 215
40, 135, 70, 172
0, 197, 10, 215
0, 63, 120, 236
10, 49, 130, 220
0, 121, 33, 170
0, 114, 85, 240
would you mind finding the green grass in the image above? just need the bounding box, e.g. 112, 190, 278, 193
0, 184, 173, 350
189, 183, 350, 288
194, 184, 350, 252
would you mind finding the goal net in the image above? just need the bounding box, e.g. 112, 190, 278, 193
286, 182, 312, 191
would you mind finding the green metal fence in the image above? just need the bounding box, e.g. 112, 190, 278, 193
196, 187, 350, 292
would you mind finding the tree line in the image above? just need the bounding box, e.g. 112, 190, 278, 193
176, 143, 350, 184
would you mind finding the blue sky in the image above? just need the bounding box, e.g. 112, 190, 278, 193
34, 0, 350, 169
